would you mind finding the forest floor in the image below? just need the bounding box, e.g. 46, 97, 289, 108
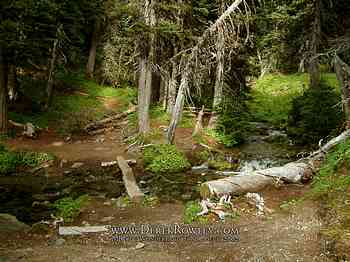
0, 73, 346, 261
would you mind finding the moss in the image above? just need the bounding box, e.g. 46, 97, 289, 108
143, 144, 190, 174
53, 195, 89, 223
208, 159, 233, 171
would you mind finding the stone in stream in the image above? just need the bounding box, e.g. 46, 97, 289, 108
191, 163, 209, 174
0, 213, 30, 233
71, 162, 84, 169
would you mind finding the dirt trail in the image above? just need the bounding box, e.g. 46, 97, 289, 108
0, 126, 332, 261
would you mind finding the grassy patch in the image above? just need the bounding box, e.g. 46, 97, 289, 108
248, 73, 338, 127
53, 195, 89, 223
143, 144, 190, 174
308, 139, 350, 259
0, 145, 55, 174
11, 72, 136, 134
184, 201, 209, 224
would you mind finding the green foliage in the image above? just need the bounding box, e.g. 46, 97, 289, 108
288, 80, 344, 145
11, 72, 136, 134
183, 201, 209, 224
53, 195, 89, 223
249, 73, 339, 127
310, 139, 350, 198
0, 145, 55, 174
142, 195, 160, 207
208, 158, 232, 171
143, 144, 190, 174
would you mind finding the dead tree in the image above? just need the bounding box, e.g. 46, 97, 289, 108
208, 0, 225, 129
334, 55, 350, 129
200, 130, 350, 199
167, 0, 246, 143
138, 0, 156, 135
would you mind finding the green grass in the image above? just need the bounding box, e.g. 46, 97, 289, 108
53, 195, 89, 223
307, 139, 350, 257
248, 73, 339, 127
11, 72, 136, 134
0, 145, 55, 174
184, 201, 209, 224
143, 144, 191, 174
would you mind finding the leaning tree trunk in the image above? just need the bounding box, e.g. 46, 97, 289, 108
138, 0, 156, 135
0, 47, 8, 135
45, 37, 58, 109
308, 0, 321, 89
85, 20, 100, 80
166, 0, 243, 143
200, 130, 350, 198
334, 55, 350, 129
208, 0, 225, 129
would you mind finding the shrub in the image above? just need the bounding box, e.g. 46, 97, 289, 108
183, 201, 209, 224
143, 144, 190, 174
53, 195, 89, 222
287, 80, 344, 145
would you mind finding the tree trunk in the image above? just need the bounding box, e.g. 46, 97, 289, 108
45, 38, 58, 109
308, 0, 321, 89
7, 65, 17, 101
0, 47, 8, 135
138, 0, 156, 135
334, 55, 350, 129
167, 46, 178, 115
166, 0, 243, 144
85, 20, 100, 80
200, 130, 350, 199
208, 0, 225, 129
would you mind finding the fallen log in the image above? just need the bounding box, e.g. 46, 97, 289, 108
117, 156, 144, 203
84, 106, 136, 132
200, 130, 350, 199
59, 226, 108, 236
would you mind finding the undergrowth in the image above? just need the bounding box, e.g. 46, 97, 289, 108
53, 195, 89, 223
248, 73, 338, 127
184, 201, 209, 224
143, 144, 190, 174
0, 145, 55, 174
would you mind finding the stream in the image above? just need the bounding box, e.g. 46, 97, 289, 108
0, 123, 305, 225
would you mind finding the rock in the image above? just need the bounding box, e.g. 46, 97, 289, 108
60, 159, 68, 168
0, 213, 30, 233
181, 194, 192, 201
135, 242, 145, 250
49, 238, 65, 246
71, 162, 84, 169
30, 222, 50, 234
100, 216, 114, 223
192, 163, 209, 174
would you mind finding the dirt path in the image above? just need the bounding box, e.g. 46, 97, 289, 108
0, 126, 332, 261
0, 185, 331, 262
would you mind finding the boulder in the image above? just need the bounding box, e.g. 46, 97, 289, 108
0, 213, 30, 233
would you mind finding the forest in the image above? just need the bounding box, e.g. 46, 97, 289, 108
1, 0, 350, 261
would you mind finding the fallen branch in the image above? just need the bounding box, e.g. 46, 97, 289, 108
9, 120, 38, 138
200, 130, 350, 199
84, 106, 136, 132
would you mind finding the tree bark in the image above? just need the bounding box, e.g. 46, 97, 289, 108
138, 0, 156, 135
45, 38, 58, 109
0, 47, 8, 135
334, 55, 350, 129
85, 20, 100, 80
208, 0, 225, 129
200, 130, 350, 199
7, 65, 17, 101
308, 0, 321, 89
167, 46, 178, 115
